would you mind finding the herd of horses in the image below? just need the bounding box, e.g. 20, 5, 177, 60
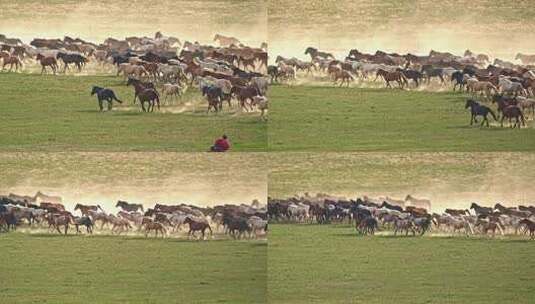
268, 193, 535, 238
270, 47, 535, 127
0, 33, 269, 115
0, 192, 267, 240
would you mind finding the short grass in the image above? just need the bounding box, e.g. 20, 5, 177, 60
268, 85, 535, 151
268, 224, 535, 304
0, 233, 266, 304
0, 73, 266, 151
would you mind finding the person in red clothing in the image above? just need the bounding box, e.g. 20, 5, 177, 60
210, 135, 230, 152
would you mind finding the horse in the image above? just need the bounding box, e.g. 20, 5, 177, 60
144, 221, 166, 237
356, 216, 378, 235
515, 53, 535, 65
498, 76, 527, 96
465, 99, 497, 127
421, 65, 444, 84
475, 219, 502, 237
500, 105, 525, 128
405, 195, 431, 210
376, 69, 407, 88
57, 52, 87, 72
515, 96, 535, 117
161, 83, 182, 103
470, 203, 493, 216
74, 203, 104, 216
36, 53, 58, 75
213, 34, 240, 47
116, 200, 144, 212
126, 77, 156, 103
332, 69, 354, 87
184, 217, 212, 240
398, 69, 423, 87
126, 78, 160, 112
304, 47, 335, 60
0, 52, 22, 72
202, 85, 224, 112
72, 216, 93, 234
91, 86, 123, 111
518, 219, 535, 239
47, 213, 72, 235
394, 217, 415, 236
231, 85, 260, 111
451, 71, 465, 91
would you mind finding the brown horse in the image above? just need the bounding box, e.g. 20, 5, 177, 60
519, 219, 535, 239
332, 70, 354, 87
144, 221, 167, 237
47, 213, 72, 235
126, 78, 160, 112
0, 53, 22, 72
376, 69, 407, 88
36, 53, 58, 75
74, 203, 103, 216
231, 85, 259, 111
501, 105, 525, 128
184, 217, 212, 240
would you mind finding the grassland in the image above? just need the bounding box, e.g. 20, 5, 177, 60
0, 73, 266, 151
0, 233, 266, 304
268, 224, 535, 304
268, 85, 535, 151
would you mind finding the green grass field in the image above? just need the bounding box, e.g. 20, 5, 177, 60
268, 85, 535, 151
0, 233, 266, 304
0, 73, 266, 151
268, 224, 535, 304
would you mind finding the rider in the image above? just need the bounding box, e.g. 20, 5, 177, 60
210, 135, 230, 152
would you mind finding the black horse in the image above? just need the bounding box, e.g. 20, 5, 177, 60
397, 69, 423, 87
73, 216, 94, 234
451, 71, 465, 91
90, 86, 123, 111
465, 99, 497, 127
57, 52, 87, 72
202, 85, 224, 112
421, 65, 444, 84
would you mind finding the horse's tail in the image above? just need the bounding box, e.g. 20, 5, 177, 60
520, 110, 526, 126
112, 93, 123, 104
488, 109, 498, 121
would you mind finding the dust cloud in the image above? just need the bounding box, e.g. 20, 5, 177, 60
0, 0, 267, 46
0, 152, 268, 212
269, 0, 535, 62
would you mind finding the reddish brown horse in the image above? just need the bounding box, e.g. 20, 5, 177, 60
376, 69, 407, 88
0, 52, 22, 71
501, 105, 526, 128
36, 53, 58, 75
184, 217, 212, 239
230, 85, 259, 111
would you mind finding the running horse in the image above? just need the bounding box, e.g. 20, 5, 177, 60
36, 53, 58, 75
213, 34, 240, 47
184, 217, 213, 240
0, 51, 22, 72
465, 99, 497, 127
304, 47, 335, 61
376, 69, 407, 88
116, 200, 144, 212
74, 203, 104, 216
126, 77, 160, 112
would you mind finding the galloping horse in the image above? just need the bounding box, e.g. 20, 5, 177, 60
304, 47, 335, 61
184, 217, 212, 239
213, 34, 240, 47
0, 52, 22, 71
116, 200, 144, 212
465, 99, 497, 127
376, 69, 407, 88
332, 69, 354, 87
126, 77, 160, 112
91, 86, 123, 111
36, 53, 58, 75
